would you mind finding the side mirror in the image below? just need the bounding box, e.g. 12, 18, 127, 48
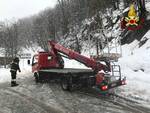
27, 60, 30, 65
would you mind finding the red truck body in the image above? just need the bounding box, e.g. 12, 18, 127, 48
32, 52, 62, 73
31, 41, 126, 92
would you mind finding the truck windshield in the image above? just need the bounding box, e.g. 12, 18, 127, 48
32, 55, 38, 65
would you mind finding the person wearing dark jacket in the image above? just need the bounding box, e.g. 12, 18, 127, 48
10, 57, 21, 87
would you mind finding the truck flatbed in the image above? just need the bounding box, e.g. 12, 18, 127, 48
38, 68, 95, 80
39, 68, 94, 74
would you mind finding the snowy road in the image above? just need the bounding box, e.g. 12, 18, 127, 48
0, 73, 150, 113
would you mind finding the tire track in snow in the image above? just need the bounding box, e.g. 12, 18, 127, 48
3, 87, 65, 113
1, 77, 150, 113
110, 93, 150, 113
76, 89, 150, 113
49, 83, 128, 113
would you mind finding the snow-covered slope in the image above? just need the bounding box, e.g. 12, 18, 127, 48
118, 30, 150, 105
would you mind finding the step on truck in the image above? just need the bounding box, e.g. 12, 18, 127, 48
31, 41, 126, 92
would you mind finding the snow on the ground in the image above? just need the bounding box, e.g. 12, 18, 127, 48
0, 60, 31, 83
118, 30, 150, 104
1, 36, 150, 104
0, 44, 90, 83
0, 46, 43, 83
63, 58, 90, 69
63, 30, 150, 105
0, 68, 10, 83
0, 31, 150, 107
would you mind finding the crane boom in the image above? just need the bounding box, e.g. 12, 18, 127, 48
48, 41, 110, 72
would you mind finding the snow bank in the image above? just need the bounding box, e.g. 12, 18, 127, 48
0, 68, 11, 83
118, 30, 150, 104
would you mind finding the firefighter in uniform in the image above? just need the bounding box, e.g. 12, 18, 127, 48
10, 57, 21, 87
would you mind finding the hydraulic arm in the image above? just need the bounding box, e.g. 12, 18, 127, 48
48, 41, 111, 72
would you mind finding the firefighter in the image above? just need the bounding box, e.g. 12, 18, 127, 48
10, 57, 21, 87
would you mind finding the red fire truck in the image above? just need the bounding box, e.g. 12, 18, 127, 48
31, 41, 126, 92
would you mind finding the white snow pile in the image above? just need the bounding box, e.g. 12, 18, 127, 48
63, 58, 88, 69
0, 68, 10, 83
118, 30, 150, 105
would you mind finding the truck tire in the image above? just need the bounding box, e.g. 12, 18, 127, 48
61, 77, 69, 91
61, 76, 73, 91
34, 73, 39, 83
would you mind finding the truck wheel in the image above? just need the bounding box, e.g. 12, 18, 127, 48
61, 77, 69, 91
61, 76, 73, 91
34, 73, 39, 83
